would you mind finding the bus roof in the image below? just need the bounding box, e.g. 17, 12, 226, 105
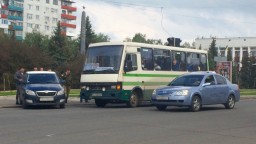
89, 42, 207, 54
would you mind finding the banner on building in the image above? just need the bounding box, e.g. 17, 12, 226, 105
216, 61, 232, 82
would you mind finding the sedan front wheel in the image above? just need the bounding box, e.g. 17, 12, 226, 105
190, 96, 201, 112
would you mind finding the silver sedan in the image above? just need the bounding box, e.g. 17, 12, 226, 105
151, 71, 240, 112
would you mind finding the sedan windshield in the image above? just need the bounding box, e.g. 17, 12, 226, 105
83, 45, 123, 74
168, 75, 204, 87
27, 74, 59, 84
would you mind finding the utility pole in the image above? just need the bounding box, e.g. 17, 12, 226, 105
80, 6, 86, 55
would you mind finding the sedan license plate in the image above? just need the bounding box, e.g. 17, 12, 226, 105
40, 97, 54, 101
156, 96, 168, 100
92, 93, 102, 97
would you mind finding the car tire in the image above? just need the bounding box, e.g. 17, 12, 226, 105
60, 104, 65, 109
95, 99, 107, 107
156, 105, 167, 111
224, 95, 235, 109
127, 91, 138, 108
190, 96, 201, 112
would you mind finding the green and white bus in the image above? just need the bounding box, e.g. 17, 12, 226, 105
80, 42, 208, 107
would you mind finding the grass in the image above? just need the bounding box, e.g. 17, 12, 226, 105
0, 89, 255, 97
240, 89, 256, 96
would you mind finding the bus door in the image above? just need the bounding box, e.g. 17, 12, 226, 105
123, 53, 140, 92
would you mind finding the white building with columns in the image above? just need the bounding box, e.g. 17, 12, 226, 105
195, 37, 256, 63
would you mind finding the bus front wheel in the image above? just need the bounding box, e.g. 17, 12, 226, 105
95, 99, 107, 107
127, 91, 138, 108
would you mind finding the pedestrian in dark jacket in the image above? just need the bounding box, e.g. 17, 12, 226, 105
61, 68, 72, 103
14, 67, 25, 104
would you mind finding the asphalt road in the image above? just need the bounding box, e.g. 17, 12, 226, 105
0, 98, 256, 144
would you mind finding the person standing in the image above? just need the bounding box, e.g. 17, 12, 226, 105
61, 69, 72, 103
14, 67, 25, 104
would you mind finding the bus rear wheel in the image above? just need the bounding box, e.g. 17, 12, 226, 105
127, 91, 138, 108
95, 99, 107, 108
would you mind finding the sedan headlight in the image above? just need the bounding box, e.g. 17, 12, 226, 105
175, 90, 189, 96
57, 90, 65, 95
26, 90, 36, 96
152, 89, 156, 95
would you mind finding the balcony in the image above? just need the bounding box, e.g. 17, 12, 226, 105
60, 22, 76, 28
8, 5, 23, 11
1, 5, 8, 9
13, 25, 23, 30
8, 15, 23, 21
1, 14, 8, 19
61, 5, 77, 11
61, 14, 76, 20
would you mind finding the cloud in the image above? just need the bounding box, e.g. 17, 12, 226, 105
74, 0, 256, 44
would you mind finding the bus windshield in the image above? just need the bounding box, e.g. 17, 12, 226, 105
83, 45, 124, 74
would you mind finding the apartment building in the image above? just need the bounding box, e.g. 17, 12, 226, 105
0, 0, 9, 35
61, 0, 76, 38
0, 0, 76, 40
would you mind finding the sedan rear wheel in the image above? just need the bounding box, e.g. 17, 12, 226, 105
224, 95, 235, 109
190, 96, 201, 112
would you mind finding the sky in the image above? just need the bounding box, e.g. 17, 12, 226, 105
73, 0, 256, 44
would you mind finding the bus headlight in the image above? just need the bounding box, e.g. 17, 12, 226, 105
152, 89, 156, 95
102, 87, 106, 91
86, 86, 90, 91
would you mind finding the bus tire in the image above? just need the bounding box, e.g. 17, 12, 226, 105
127, 91, 138, 108
95, 99, 107, 108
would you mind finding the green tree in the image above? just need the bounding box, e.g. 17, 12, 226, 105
132, 33, 147, 43
208, 38, 217, 71
250, 56, 256, 88
227, 47, 232, 61
78, 16, 110, 52
91, 33, 110, 43
232, 55, 239, 84
182, 42, 191, 48
48, 21, 70, 67
125, 33, 162, 45
240, 54, 251, 88
23, 31, 50, 51
146, 39, 162, 45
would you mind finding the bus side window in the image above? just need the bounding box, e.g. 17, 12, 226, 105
141, 48, 154, 70
124, 54, 137, 72
200, 54, 207, 71
187, 52, 200, 72
153, 49, 172, 71
172, 51, 187, 71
